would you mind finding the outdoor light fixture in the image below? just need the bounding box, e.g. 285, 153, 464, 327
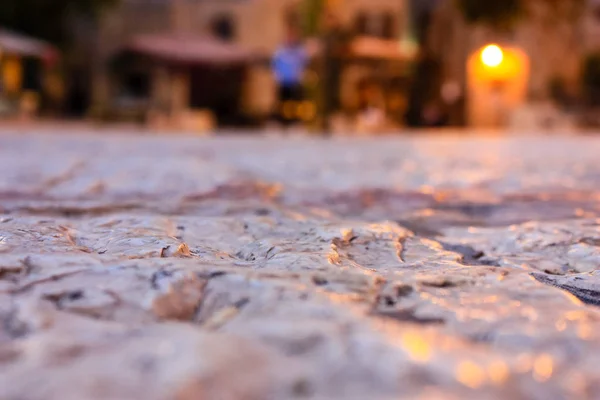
481, 44, 504, 68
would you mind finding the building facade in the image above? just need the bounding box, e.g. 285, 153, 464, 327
0, 29, 58, 118
84, 0, 412, 130
427, 0, 600, 127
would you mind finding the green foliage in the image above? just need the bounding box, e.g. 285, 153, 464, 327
0, 0, 118, 47
300, 0, 324, 37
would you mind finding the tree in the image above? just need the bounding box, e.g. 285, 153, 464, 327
0, 0, 118, 47
301, 0, 324, 37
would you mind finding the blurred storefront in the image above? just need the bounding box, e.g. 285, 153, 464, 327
0, 29, 59, 119
343, 36, 414, 130
81, 0, 413, 131
302, 34, 415, 133
108, 34, 258, 131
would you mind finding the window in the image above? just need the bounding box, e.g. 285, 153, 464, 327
211, 14, 236, 41
122, 72, 150, 99
355, 11, 398, 38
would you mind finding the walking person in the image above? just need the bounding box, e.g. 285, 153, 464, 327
272, 27, 308, 128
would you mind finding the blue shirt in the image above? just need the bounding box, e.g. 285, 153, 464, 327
272, 45, 307, 85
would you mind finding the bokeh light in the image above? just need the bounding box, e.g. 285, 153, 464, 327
481, 44, 504, 68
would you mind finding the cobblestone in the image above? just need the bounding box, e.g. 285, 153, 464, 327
1, 132, 600, 399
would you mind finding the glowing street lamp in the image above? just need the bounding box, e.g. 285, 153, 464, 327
468, 44, 530, 128
481, 44, 504, 68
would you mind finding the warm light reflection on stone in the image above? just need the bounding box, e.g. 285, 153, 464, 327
577, 323, 592, 339
522, 307, 539, 321
515, 353, 533, 373
456, 361, 487, 388
5, 133, 600, 398
420, 208, 435, 217
488, 360, 510, 385
419, 185, 435, 195
401, 332, 432, 363
564, 292, 584, 306
533, 354, 554, 382
565, 311, 588, 321
566, 371, 587, 394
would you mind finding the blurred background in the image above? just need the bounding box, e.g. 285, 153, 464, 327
0, 0, 599, 134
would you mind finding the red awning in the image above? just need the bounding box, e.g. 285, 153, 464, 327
125, 34, 257, 65
0, 29, 56, 60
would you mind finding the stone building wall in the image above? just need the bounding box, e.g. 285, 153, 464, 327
88, 0, 410, 121
429, 0, 600, 102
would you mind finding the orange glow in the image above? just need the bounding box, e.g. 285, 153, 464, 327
481, 44, 504, 67
471, 45, 528, 82
401, 332, 432, 363
578, 323, 592, 339
298, 101, 316, 121
282, 101, 296, 119
3, 56, 23, 94
456, 361, 487, 388
467, 45, 530, 128
533, 354, 554, 382
488, 361, 510, 385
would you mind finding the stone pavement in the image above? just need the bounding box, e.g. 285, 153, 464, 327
1, 131, 600, 399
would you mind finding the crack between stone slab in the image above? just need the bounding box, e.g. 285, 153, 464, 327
532, 273, 600, 306
438, 241, 501, 267
7, 269, 90, 295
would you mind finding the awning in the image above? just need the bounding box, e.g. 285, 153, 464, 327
305, 36, 417, 62
0, 29, 56, 60
125, 34, 257, 65
349, 36, 415, 61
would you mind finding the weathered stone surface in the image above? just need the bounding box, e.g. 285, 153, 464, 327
1, 131, 600, 399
